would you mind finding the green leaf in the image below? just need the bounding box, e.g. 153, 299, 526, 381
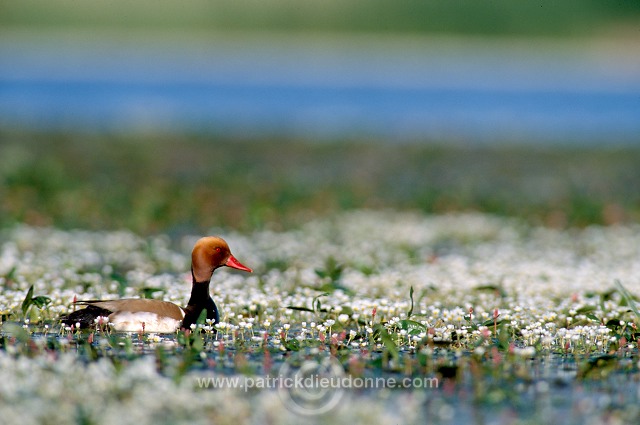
286, 306, 315, 312
3, 266, 16, 284
375, 325, 399, 362
315, 257, 343, 282
480, 317, 506, 327
140, 287, 164, 299
21, 285, 34, 316
407, 285, 414, 318
312, 292, 329, 313
31, 296, 52, 308
283, 338, 300, 351
585, 313, 599, 322
605, 318, 623, 330
578, 354, 617, 379
79, 339, 98, 361
2, 323, 31, 344
196, 309, 208, 325
615, 280, 640, 322
399, 319, 426, 335
474, 284, 508, 298
576, 305, 597, 314
191, 333, 204, 352
109, 271, 128, 297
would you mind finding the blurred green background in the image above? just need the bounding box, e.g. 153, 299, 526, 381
1, 0, 639, 235
2, 133, 639, 235
2, 0, 640, 37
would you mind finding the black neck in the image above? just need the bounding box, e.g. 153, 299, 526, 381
186, 279, 210, 306
181, 278, 219, 330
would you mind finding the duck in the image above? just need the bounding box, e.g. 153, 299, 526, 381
60, 236, 251, 333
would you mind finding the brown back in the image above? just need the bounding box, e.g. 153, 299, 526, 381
85, 299, 184, 320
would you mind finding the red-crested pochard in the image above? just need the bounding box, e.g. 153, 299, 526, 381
60, 236, 251, 333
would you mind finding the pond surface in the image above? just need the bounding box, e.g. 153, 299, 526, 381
3, 327, 640, 425
2, 213, 640, 423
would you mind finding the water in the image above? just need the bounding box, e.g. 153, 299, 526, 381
1, 31, 639, 144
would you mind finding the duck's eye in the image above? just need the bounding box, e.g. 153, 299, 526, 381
215, 247, 221, 253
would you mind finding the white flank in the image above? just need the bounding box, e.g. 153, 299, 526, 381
108, 311, 181, 333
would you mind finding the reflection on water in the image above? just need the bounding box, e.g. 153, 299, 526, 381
1, 31, 639, 144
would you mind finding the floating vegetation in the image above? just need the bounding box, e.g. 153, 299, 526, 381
1, 211, 640, 424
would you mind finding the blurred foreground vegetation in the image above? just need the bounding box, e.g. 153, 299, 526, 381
1, 131, 638, 235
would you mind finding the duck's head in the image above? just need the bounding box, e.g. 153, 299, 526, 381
191, 236, 252, 283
